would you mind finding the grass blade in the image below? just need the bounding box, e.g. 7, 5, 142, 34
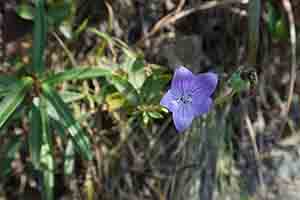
41, 83, 92, 160
0, 77, 33, 129
44, 67, 112, 85
33, 0, 46, 74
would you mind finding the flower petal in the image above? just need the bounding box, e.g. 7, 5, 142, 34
172, 104, 194, 133
171, 66, 195, 96
160, 90, 179, 112
192, 97, 212, 117
191, 72, 218, 97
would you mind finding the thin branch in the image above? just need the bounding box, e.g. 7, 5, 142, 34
245, 113, 266, 198
279, 0, 297, 133
283, 0, 297, 117
51, 31, 77, 67
137, 0, 241, 45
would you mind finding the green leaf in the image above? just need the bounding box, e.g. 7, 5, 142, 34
29, 101, 43, 169
148, 111, 163, 119
89, 28, 115, 45
89, 28, 130, 51
41, 142, 54, 200
41, 83, 92, 160
140, 72, 171, 103
0, 75, 18, 97
33, 0, 47, 74
0, 75, 17, 86
0, 136, 22, 177
16, 4, 35, 20
64, 140, 75, 175
111, 75, 139, 105
228, 71, 249, 92
47, 3, 71, 26
39, 96, 54, 200
266, 1, 288, 41
274, 18, 289, 40
0, 77, 33, 129
142, 112, 150, 125
44, 67, 112, 85
60, 90, 85, 103
127, 57, 146, 90
105, 92, 126, 111
266, 0, 279, 34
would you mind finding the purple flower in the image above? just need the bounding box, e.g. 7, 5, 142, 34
160, 66, 218, 132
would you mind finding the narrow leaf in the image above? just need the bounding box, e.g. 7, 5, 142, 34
42, 83, 92, 160
29, 100, 43, 169
40, 96, 54, 200
64, 140, 75, 175
0, 75, 18, 97
33, 0, 47, 74
44, 67, 112, 85
0, 77, 33, 129
148, 111, 163, 119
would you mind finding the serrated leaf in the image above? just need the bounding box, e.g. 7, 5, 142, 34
0, 77, 33, 129
29, 101, 43, 169
111, 75, 139, 105
44, 67, 112, 85
42, 83, 92, 160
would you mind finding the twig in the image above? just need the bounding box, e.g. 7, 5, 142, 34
137, 0, 241, 45
137, 0, 186, 45
104, 1, 114, 33
51, 31, 77, 67
245, 113, 266, 198
279, 0, 297, 133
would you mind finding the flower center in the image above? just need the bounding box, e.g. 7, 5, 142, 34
177, 94, 192, 104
